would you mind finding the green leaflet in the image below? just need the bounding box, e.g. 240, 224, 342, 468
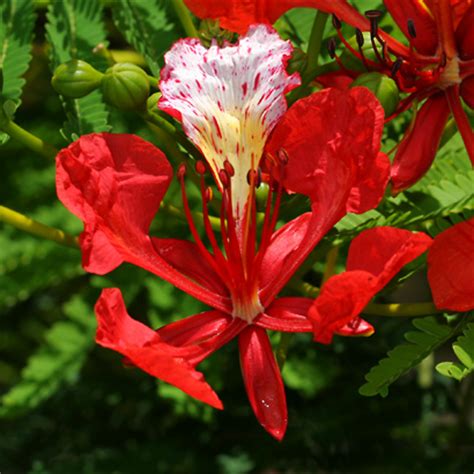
46, 0, 110, 140
112, 0, 179, 77
0, 295, 95, 417
436, 320, 474, 381
359, 316, 459, 397
0, 0, 36, 144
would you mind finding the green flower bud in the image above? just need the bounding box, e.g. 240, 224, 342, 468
146, 92, 162, 117
101, 63, 150, 110
51, 60, 104, 98
351, 72, 400, 117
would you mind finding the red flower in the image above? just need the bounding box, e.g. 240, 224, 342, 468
184, 1, 474, 192
428, 218, 474, 312
309, 227, 433, 344
55, 26, 433, 439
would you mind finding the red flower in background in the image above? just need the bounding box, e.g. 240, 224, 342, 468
184, 0, 474, 193
428, 218, 474, 312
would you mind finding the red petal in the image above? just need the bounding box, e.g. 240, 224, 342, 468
460, 76, 474, 109
152, 238, 229, 296
428, 218, 474, 311
95, 288, 223, 409
455, 4, 474, 58
157, 311, 246, 365
262, 88, 388, 302
310, 270, 376, 344
238, 326, 288, 440
256, 297, 313, 332
311, 227, 432, 343
384, 0, 438, 55
266, 87, 387, 214
336, 317, 374, 337
391, 95, 451, 193
183, 0, 370, 34
56, 133, 172, 274
56, 133, 230, 312
347, 226, 433, 288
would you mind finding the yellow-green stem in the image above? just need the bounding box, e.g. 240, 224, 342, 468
305, 11, 329, 80
1, 121, 57, 159
0, 205, 78, 248
362, 302, 441, 317
171, 0, 198, 37
322, 245, 339, 284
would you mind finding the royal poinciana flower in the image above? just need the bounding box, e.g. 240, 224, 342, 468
309, 227, 433, 343
427, 218, 474, 312
183, 0, 474, 193
55, 25, 432, 439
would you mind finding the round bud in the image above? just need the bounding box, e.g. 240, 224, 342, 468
51, 60, 103, 98
101, 63, 150, 110
351, 72, 400, 117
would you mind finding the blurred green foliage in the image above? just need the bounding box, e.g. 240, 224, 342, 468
0, 1, 473, 473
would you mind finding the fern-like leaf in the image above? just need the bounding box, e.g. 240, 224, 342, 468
359, 317, 459, 397
112, 0, 179, 77
0, 295, 95, 417
0, 0, 36, 143
436, 319, 474, 381
46, 0, 110, 140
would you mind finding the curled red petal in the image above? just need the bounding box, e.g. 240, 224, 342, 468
95, 288, 223, 409
56, 133, 172, 274
56, 133, 230, 312
311, 227, 432, 343
238, 326, 288, 440
347, 226, 433, 288
384, 0, 438, 55
427, 218, 474, 311
266, 87, 387, 213
391, 95, 451, 194
310, 270, 376, 344
256, 297, 313, 332
335, 317, 375, 337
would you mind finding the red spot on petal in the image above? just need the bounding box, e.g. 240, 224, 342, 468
242, 83, 248, 96
212, 116, 223, 138
254, 73, 261, 90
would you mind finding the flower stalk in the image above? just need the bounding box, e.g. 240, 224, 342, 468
0, 205, 79, 248
171, 0, 199, 38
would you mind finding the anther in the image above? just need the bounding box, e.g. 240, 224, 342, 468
223, 159, 235, 177
391, 57, 403, 76
355, 28, 364, 47
332, 15, 342, 30
327, 38, 337, 58
246, 169, 262, 188
277, 148, 289, 165
439, 52, 447, 68
407, 19, 416, 38
205, 186, 213, 203
195, 160, 206, 175
364, 10, 383, 19
365, 10, 382, 37
218, 168, 230, 188
177, 163, 187, 180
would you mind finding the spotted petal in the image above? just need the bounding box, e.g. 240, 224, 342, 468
159, 24, 300, 219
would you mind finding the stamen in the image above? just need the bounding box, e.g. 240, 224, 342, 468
277, 148, 289, 165
177, 163, 186, 180
218, 169, 230, 188
195, 160, 207, 175
223, 159, 235, 177
327, 38, 337, 59
355, 28, 364, 47
407, 19, 417, 38
391, 57, 403, 76
332, 15, 342, 30
365, 10, 382, 38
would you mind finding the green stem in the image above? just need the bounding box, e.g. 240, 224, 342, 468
171, 0, 199, 37
362, 302, 441, 317
1, 121, 58, 159
276, 333, 293, 369
160, 201, 221, 232
305, 11, 329, 80
0, 205, 79, 248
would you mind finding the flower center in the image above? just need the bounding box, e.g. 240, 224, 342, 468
232, 290, 264, 323
438, 56, 461, 89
